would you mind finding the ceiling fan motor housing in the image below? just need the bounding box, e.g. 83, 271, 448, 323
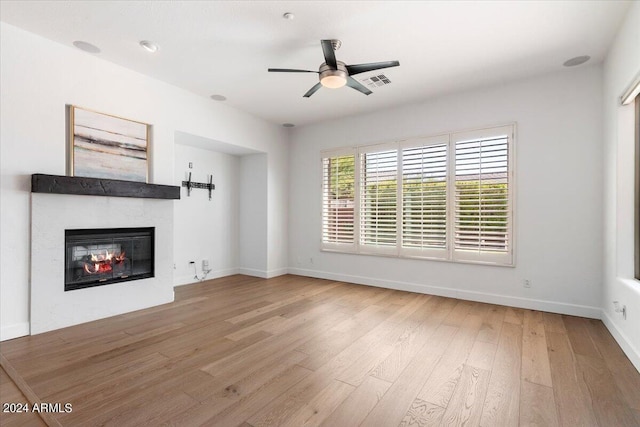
319, 61, 348, 88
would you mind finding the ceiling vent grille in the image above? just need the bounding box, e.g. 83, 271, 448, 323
361, 74, 392, 89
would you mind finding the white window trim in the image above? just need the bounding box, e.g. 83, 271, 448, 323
320, 123, 516, 267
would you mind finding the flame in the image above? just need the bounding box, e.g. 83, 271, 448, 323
84, 250, 125, 275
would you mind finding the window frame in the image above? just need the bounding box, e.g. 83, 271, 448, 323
320, 123, 516, 267
635, 95, 640, 280
320, 147, 357, 254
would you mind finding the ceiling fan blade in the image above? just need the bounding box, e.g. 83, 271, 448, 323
268, 68, 318, 73
321, 40, 338, 69
346, 76, 372, 95
346, 61, 400, 76
303, 82, 323, 98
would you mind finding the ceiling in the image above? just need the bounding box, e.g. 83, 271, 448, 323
0, 1, 631, 127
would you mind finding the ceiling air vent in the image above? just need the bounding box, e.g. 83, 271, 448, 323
361, 74, 392, 89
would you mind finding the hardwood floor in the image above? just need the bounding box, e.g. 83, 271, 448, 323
0, 274, 639, 426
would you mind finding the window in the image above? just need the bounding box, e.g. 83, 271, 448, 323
359, 145, 398, 255
321, 149, 356, 252
321, 124, 515, 266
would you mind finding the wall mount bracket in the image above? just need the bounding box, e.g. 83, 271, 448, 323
182, 172, 215, 200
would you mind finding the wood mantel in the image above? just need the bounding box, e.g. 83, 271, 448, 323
31, 174, 180, 200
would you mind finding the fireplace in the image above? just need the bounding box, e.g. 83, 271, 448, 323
65, 227, 154, 291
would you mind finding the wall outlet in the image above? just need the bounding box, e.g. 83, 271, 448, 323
523, 279, 531, 288
202, 259, 209, 271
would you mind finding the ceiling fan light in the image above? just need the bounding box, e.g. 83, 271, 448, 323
321, 75, 347, 89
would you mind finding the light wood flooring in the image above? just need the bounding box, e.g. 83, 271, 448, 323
1, 274, 639, 426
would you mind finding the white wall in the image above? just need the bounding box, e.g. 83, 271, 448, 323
239, 154, 269, 276
173, 142, 241, 285
602, 2, 640, 371
0, 23, 289, 340
289, 66, 604, 318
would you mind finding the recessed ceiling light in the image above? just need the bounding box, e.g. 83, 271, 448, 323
210, 94, 227, 101
73, 41, 101, 54
139, 40, 159, 53
282, 123, 295, 128
283, 12, 295, 20
563, 55, 590, 67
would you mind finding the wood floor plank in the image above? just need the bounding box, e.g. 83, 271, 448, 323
334, 295, 437, 387
360, 324, 458, 427
416, 312, 484, 407
542, 312, 567, 334
519, 380, 559, 427
521, 310, 553, 387
476, 305, 506, 344
546, 331, 599, 427
1, 274, 639, 426
0, 366, 47, 427
586, 319, 640, 412
503, 307, 524, 325
247, 309, 403, 426
370, 297, 457, 383
576, 353, 638, 426
562, 315, 602, 358
296, 304, 392, 370
193, 365, 312, 427
319, 376, 391, 427
442, 300, 474, 327
280, 379, 355, 427
440, 364, 490, 426
0, 355, 62, 427
479, 322, 522, 427
399, 398, 445, 427
466, 340, 497, 371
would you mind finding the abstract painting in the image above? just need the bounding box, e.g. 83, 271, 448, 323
69, 106, 149, 182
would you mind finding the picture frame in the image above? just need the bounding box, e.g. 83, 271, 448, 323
68, 106, 149, 183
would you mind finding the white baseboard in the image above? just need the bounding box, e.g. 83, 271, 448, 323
174, 268, 240, 286
266, 268, 288, 279
601, 311, 640, 373
0, 322, 30, 341
238, 268, 288, 279
288, 267, 601, 319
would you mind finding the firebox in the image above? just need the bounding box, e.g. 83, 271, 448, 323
65, 227, 154, 291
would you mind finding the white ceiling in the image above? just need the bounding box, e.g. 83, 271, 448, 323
0, 1, 631, 127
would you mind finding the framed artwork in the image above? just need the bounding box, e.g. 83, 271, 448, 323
69, 106, 149, 183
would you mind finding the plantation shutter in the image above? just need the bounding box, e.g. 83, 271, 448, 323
453, 126, 513, 264
321, 149, 356, 252
400, 137, 448, 259
359, 145, 398, 255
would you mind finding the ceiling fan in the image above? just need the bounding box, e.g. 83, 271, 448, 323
268, 39, 400, 98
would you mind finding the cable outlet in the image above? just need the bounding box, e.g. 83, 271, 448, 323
523, 279, 531, 288
613, 301, 627, 320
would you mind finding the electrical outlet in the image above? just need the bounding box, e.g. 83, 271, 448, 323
523, 279, 531, 288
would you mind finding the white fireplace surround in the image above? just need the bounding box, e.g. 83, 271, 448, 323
30, 193, 174, 334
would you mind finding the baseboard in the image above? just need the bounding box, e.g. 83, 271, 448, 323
238, 268, 288, 279
174, 268, 240, 286
0, 322, 30, 342
601, 311, 640, 373
288, 267, 601, 319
